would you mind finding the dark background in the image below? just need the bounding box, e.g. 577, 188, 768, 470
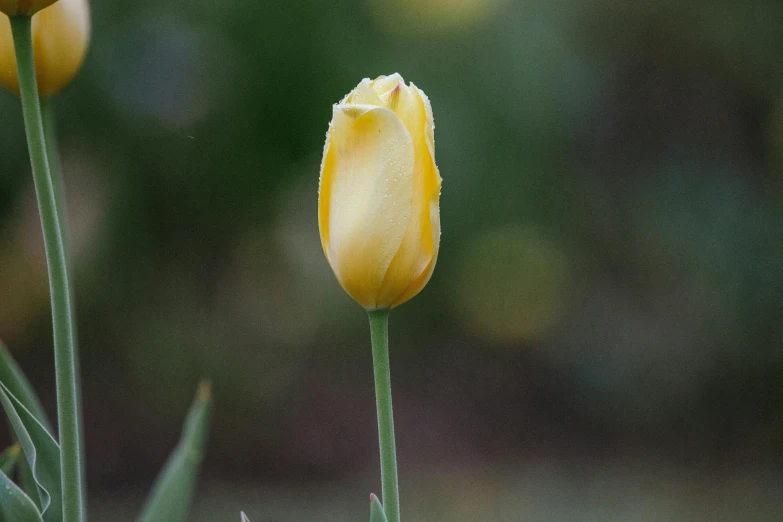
2, 0, 783, 519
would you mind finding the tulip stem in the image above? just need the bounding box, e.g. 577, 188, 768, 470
41, 96, 89, 517
10, 15, 85, 522
41, 100, 71, 260
368, 309, 400, 522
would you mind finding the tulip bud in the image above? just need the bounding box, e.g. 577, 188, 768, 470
319, 74, 442, 310
0, 0, 90, 97
0, 0, 57, 16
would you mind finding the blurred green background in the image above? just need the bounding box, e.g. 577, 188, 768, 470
3, 0, 783, 519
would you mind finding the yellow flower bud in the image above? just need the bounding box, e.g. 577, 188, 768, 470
0, 0, 57, 16
0, 0, 90, 97
319, 74, 442, 310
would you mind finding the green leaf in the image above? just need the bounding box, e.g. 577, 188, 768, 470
0, 443, 22, 476
370, 493, 388, 522
137, 380, 213, 522
241, 512, 250, 522
0, 383, 61, 521
0, 342, 54, 502
0, 469, 44, 522
0, 342, 52, 431
0, 381, 61, 522
17, 459, 39, 514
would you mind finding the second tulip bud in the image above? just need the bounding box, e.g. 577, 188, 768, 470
0, 0, 90, 98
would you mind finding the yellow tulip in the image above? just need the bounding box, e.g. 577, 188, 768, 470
0, 0, 90, 97
319, 74, 442, 310
0, 0, 57, 15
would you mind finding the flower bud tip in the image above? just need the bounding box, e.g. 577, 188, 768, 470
387, 84, 401, 110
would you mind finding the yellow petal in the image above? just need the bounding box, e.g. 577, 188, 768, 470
33, 0, 90, 98
372, 73, 403, 98
391, 198, 440, 308
376, 82, 441, 307
0, 0, 90, 98
319, 104, 415, 309
0, 0, 58, 15
346, 78, 383, 106
0, 18, 14, 88
412, 83, 439, 184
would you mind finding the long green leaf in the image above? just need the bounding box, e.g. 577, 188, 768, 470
370, 493, 389, 522
0, 342, 52, 431
0, 469, 44, 522
0, 381, 61, 522
0, 443, 22, 476
0, 343, 54, 501
137, 380, 213, 522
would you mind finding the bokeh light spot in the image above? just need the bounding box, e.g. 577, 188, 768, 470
100, 16, 222, 129
369, 0, 507, 35
453, 224, 571, 344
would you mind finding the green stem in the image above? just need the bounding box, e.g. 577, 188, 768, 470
368, 309, 399, 522
10, 15, 85, 522
41, 100, 71, 261
41, 97, 88, 518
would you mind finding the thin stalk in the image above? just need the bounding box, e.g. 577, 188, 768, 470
10, 15, 85, 522
368, 309, 399, 522
40, 100, 71, 260
41, 97, 88, 518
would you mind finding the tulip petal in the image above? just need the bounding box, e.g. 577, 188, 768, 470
319, 104, 415, 308
0, 0, 58, 16
372, 73, 403, 98
0, 17, 16, 92
377, 84, 442, 307
412, 83, 440, 185
0, 0, 91, 97
32, 0, 90, 98
347, 78, 384, 106
391, 199, 440, 308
